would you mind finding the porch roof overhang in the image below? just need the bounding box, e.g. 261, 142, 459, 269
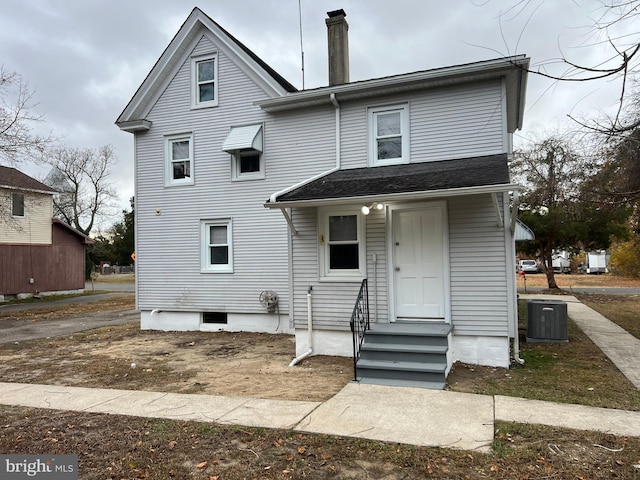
264, 154, 518, 209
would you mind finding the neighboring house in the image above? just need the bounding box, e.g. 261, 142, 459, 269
0, 166, 92, 300
117, 8, 529, 388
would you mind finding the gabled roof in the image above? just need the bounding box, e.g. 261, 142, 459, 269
268, 154, 515, 207
116, 7, 297, 131
258, 55, 529, 133
0, 166, 56, 194
52, 218, 95, 244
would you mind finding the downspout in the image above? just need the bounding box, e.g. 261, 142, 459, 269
150, 309, 161, 321
510, 190, 525, 365
268, 92, 341, 205
329, 93, 341, 169
289, 286, 313, 366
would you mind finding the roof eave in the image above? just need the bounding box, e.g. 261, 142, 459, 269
117, 119, 152, 133
257, 55, 530, 113
265, 183, 520, 209
117, 7, 295, 125
0, 184, 56, 195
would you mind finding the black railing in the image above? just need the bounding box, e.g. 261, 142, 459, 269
350, 278, 370, 381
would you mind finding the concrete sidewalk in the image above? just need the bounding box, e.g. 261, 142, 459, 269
1, 381, 639, 453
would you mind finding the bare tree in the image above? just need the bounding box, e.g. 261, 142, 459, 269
0, 67, 53, 165
42, 145, 118, 235
486, 0, 640, 136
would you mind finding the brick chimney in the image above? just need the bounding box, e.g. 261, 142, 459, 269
326, 9, 349, 86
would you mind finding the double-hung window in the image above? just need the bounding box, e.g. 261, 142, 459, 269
11, 192, 25, 217
201, 219, 233, 273
319, 207, 366, 281
192, 53, 218, 108
165, 133, 194, 186
369, 104, 409, 166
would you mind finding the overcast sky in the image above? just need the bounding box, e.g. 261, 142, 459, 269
1, 0, 636, 230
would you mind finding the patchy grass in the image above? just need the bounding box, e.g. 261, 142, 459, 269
1, 406, 638, 479
448, 298, 640, 411
577, 294, 640, 340
92, 272, 135, 284
0, 295, 135, 322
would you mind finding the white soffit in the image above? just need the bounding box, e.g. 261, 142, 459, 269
222, 124, 263, 152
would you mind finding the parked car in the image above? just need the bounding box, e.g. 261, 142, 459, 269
518, 260, 540, 273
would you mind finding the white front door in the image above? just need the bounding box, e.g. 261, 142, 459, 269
392, 204, 446, 321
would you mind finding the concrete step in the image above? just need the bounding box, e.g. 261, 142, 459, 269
356, 359, 447, 385
359, 343, 448, 363
354, 377, 446, 390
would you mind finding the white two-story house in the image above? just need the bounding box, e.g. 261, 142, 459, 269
117, 8, 529, 389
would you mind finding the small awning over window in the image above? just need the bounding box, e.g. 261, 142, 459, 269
222, 124, 263, 152
515, 219, 535, 242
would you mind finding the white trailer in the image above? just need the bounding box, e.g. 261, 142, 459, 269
586, 251, 609, 274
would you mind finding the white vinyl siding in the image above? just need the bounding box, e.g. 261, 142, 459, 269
0, 189, 53, 244
340, 80, 505, 169
290, 206, 388, 330
134, 32, 335, 315
448, 194, 509, 335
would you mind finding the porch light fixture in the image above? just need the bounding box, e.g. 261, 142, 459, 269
361, 202, 384, 215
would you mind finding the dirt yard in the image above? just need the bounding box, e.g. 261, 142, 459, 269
1, 272, 638, 404
0, 296, 353, 402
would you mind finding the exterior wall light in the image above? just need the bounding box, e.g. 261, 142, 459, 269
361, 202, 384, 215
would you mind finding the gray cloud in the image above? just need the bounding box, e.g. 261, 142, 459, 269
1, 0, 635, 229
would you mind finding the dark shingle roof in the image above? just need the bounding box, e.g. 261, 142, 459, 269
0, 166, 56, 193
276, 154, 509, 203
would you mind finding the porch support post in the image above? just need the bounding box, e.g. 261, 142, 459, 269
491, 192, 504, 228
279, 208, 298, 235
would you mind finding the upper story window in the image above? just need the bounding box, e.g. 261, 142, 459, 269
165, 133, 194, 186
11, 192, 25, 217
318, 207, 366, 281
222, 124, 265, 181
369, 104, 409, 166
192, 53, 218, 108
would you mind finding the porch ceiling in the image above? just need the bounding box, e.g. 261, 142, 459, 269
267, 154, 514, 207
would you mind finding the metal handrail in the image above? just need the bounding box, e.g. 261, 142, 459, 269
349, 278, 370, 381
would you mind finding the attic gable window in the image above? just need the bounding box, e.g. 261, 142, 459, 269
192, 53, 218, 108
369, 104, 409, 166
11, 192, 25, 217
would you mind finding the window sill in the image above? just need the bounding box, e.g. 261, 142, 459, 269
201, 268, 234, 274
191, 101, 218, 110
319, 274, 365, 283
231, 174, 265, 182
165, 180, 194, 187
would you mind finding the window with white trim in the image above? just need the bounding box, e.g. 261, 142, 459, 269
232, 151, 264, 181
165, 133, 194, 186
369, 104, 409, 166
11, 192, 25, 217
201, 219, 233, 273
192, 54, 218, 108
319, 207, 366, 281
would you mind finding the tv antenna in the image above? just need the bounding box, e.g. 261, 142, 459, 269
298, 0, 305, 89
